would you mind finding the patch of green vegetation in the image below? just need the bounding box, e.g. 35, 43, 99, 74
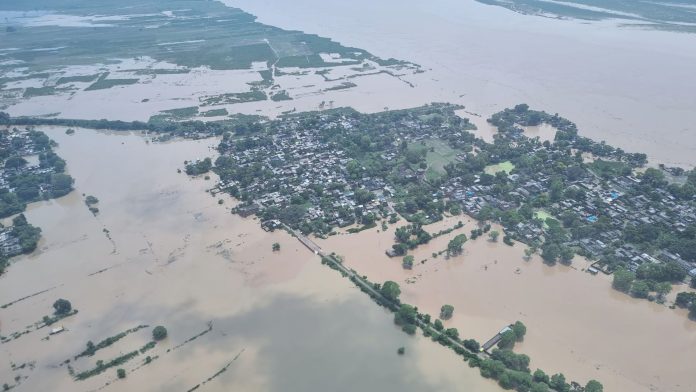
74, 325, 149, 360
534, 210, 552, 229
131, 69, 190, 75
200, 91, 267, 105
85, 73, 138, 91
325, 81, 357, 91
201, 108, 228, 117
56, 74, 99, 85
276, 54, 359, 68
74, 350, 139, 381
0, 0, 411, 74
23, 86, 56, 98
161, 106, 199, 119
475, 0, 696, 33
408, 139, 461, 180
270, 90, 292, 101
258, 69, 273, 82
534, 210, 552, 221
588, 159, 632, 179
484, 161, 515, 175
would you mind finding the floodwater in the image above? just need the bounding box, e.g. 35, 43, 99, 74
225, 0, 696, 168
316, 216, 696, 392
0, 128, 502, 392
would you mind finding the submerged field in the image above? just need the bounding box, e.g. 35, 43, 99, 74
0, 0, 421, 121
0, 127, 503, 392
475, 0, 696, 33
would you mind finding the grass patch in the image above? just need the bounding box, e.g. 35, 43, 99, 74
23, 86, 56, 98
484, 160, 515, 175
131, 69, 190, 75
201, 108, 229, 117
270, 90, 292, 101
409, 139, 460, 179
161, 106, 199, 118
325, 81, 357, 91
56, 74, 99, 85
74, 325, 149, 360
200, 91, 267, 105
85, 73, 139, 91
534, 210, 553, 229
588, 159, 632, 178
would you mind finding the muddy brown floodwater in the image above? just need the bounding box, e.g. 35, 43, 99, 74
316, 216, 696, 392
227, 0, 696, 169
0, 128, 504, 392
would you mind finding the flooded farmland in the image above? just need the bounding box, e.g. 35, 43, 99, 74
0, 128, 502, 392
227, 0, 696, 168
317, 216, 696, 392
2, 1, 696, 391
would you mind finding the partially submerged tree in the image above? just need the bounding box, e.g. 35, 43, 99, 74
440, 304, 454, 320
53, 298, 72, 315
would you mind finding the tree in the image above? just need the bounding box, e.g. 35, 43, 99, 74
447, 234, 467, 256
394, 304, 417, 326
272, 242, 280, 251
185, 157, 212, 175
5, 156, 27, 169
533, 369, 549, 384
397, 347, 405, 355
512, 321, 526, 341
523, 247, 536, 261
675, 292, 696, 308
402, 255, 414, 269
354, 188, 375, 205
152, 326, 168, 341
392, 243, 408, 256
612, 268, 635, 293
497, 330, 516, 349
401, 324, 417, 335
463, 339, 480, 352
381, 281, 401, 302
550, 373, 570, 392
559, 246, 574, 263
641, 168, 666, 187
444, 327, 459, 340
655, 282, 671, 301
531, 382, 550, 392
488, 230, 500, 242
53, 298, 72, 315
50, 173, 74, 197
514, 103, 529, 113
585, 380, 604, 392
541, 242, 560, 263
491, 349, 530, 372
631, 280, 650, 299
440, 304, 454, 320
117, 368, 126, 379
434, 319, 444, 331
